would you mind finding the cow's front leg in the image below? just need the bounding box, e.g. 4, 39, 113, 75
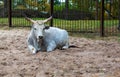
33, 39, 41, 52
36, 42, 41, 51
27, 37, 37, 54
28, 45, 37, 54
47, 41, 56, 52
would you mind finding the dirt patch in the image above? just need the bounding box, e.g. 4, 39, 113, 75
0, 29, 120, 77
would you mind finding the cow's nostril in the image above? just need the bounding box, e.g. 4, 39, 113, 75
39, 36, 43, 39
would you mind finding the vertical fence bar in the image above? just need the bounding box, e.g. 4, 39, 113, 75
50, 0, 54, 27
100, 0, 105, 36
8, 0, 12, 27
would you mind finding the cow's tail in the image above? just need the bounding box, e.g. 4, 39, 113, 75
69, 45, 79, 48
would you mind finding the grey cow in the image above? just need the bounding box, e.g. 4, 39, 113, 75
26, 16, 69, 54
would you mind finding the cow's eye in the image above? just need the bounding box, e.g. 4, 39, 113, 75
34, 28, 37, 30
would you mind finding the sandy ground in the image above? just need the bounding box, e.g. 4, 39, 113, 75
0, 29, 120, 77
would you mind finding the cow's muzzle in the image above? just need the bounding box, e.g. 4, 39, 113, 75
37, 36, 43, 43
39, 36, 43, 39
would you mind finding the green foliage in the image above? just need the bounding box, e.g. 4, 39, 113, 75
54, 3, 65, 11
112, 0, 119, 17
0, 0, 4, 8
54, 0, 60, 5
70, 0, 93, 12
12, 0, 26, 9
12, 0, 50, 12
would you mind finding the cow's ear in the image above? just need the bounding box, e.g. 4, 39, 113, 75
44, 26, 49, 30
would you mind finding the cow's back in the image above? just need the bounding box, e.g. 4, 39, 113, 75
44, 27, 68, 46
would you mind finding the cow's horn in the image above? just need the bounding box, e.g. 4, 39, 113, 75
24, 16, 35, 23
43, 16, 52, 23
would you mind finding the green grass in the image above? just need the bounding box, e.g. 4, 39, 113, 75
53, 19, 100, 32
0, 18, 8, 25
0, 17, 119, 33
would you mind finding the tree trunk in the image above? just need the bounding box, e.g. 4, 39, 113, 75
65, 0, 69, 19
4, 0, 8, 17
118, 0, 120, 30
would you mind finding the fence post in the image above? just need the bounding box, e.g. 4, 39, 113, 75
50, 0, 53, 27
118, 0, 120, 30
100, 0, 105, 36
119, 0, 120, 29
8, 0, 12, 27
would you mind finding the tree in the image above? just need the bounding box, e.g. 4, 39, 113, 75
54, 0, 60, 5
24, 0, 50, 12
0, 0, 8, 17
65, 0, 69, 10
70, 0, 91, 12
12, 0, 26, 9
112, 0, 119, 17
0, 0, 4, 8
12, 0, 50, 12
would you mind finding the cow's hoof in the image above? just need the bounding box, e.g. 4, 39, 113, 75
47, 48, 53, 52
32, 52, 36, 54
62, 46, 68, 49
32, 50, 37, 54
47, 51, 52, 52
37, 48, 41, 51
47, 50, 52, 52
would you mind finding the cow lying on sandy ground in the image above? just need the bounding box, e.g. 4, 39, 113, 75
25, 16, 70, 54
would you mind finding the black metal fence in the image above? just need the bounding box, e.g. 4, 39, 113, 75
0, 0, 120, 36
